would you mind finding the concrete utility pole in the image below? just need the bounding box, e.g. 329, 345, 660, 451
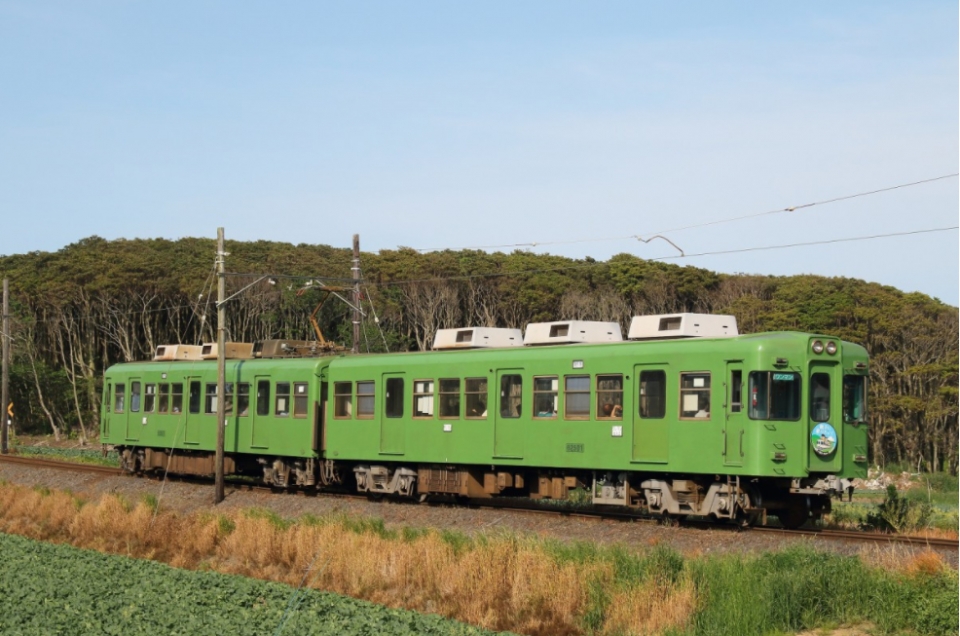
215, 229, 226, 504
1, 278, 9, 454
352, 234, 360, 354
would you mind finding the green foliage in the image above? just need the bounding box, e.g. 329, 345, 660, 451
15, 445, 120, 467
866, 485, 934, 533
0, 533, 503, 635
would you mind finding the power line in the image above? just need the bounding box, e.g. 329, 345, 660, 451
414, 173, 959, 253
371, 225, 959, 288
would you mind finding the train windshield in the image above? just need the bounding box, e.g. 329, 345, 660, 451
843, 376, 867, 423
748, 372, 801, 420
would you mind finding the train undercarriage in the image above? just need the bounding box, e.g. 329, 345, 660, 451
117, 446, 845, 529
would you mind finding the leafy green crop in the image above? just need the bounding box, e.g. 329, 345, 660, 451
0, 533, 510, 636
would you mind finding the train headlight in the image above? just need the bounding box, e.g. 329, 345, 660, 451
812, 340, 824, 354
826, 341, 838, 355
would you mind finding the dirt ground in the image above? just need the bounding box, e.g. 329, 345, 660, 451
1, 455, 955, 570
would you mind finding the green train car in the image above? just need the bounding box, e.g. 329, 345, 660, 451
100, 314, 869, 527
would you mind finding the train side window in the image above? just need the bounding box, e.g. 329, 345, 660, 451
171, 383, 183, 413
597, 374, 623, 419
385, 378, 404, 418
533, 376, 558, 419
205, 383, 219, 414
680, 372, 711, 419
810, 373, 830, 422
114, 384, 125, 413
256, 381, 271, 416
356, 381, 375, 418
144, 384, 156, 413
413, 380, 435, 418
465, 378, 487, 418
276, 382, 291, 417
189, 381, 201, 414
564, 375, 590, 419
293, 382, 309, 418
334, 382, 353, 418
130, 382, 141, 413
730, 371, 743, 413
439, 378, 460, 419
237, 383, 250, 416
158, 383, 169, 413
639, 371, 666, 419
843, 375, 867, 423
499, 375, 522, 418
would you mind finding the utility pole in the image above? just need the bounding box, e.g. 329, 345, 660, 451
352, 234, 360, 354
215, 229, 226, 503
1, 278, 8, 454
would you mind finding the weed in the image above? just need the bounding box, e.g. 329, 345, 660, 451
866, 485, 934, 533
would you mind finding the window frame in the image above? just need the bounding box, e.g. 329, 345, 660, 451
130, 381, 141, 413
532, 376, 558, 419
114, 383, 126, 414
748, 371, 802, 421
171, 383, 184, 414
563, 374, 591, 420
438, 378, 460, 419
639, 370, 666, 419
810, 373, 831, 422
144, 383, 156, 413
275, 382, 291, 417
596, 374, 624, 420
334, 381, 353, 419
499, 374, 523, 419
413, 379, 435, 419
464, 377, 488, 419
256, 380, 271, 417
356, 381, 375, 419
293, 382, 309, 418
158, 383, 170, 414
679, 371, 711, 420
843, 375, 867, 423
385, 377, 404, 419
237, 383, 250, 417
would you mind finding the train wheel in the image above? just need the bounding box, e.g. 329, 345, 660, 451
776, 505, 810, 530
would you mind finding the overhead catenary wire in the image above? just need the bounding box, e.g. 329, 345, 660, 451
413, 173, 959, 253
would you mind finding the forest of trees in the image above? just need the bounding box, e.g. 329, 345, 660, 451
1, 235, 956, 474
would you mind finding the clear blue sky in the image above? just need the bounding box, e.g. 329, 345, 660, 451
2, 2, 957, 304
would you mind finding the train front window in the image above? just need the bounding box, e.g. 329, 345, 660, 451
748, 372, 800, 420
843, 376, 867, 423
810, 373, 830, 422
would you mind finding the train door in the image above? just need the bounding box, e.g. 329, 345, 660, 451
183, 378, 202, 444
251, 377, 271, 449
808, 360, 841, 473
494, 370, 524, 459
723, 361, 744, 467
632, 364, 668, 463
125, 378, 142, 442
380, 373, 405, 455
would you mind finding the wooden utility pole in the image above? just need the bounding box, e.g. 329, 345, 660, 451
215, 229, 226, 503
352, 234, 360, 354
1, 278, 8, 454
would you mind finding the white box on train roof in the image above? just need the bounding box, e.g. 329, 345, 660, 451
523, 321, 623, 345
627, 313, 738, 340
433, 327, 524, 350
153, 344, 203, 361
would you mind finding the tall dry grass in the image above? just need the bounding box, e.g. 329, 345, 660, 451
0, 482, 691, 635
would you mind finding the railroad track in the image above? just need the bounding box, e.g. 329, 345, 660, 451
1, 454, 956, 551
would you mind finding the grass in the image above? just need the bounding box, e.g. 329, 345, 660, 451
0, 480, 955, 635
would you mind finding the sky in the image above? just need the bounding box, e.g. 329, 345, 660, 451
1, 2, 957, 305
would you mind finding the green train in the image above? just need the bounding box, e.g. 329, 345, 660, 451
100, 314, 869, 528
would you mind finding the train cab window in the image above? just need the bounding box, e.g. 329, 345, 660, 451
144, 384, 156, 413
810, 373, 830, 422
237, 383, 250, 416
499, 375, 522, 418
639, 371, 666, 419
189, 381, 201, 414
597, 375, 623, 419
114, 384, 126, 413
256, 381, 271, 416
171, 383, 183, 413
293, 382, 309, 418
843, 376, 867, 423
680, 373, 711, 419
564, 375, 590, 419
414, 380, 435, 418
439, 379, 460, 419
385, 378, 404, 418
276, 383, 291, 417
533, 376, 558, 419
748, 372, 800, 420
334, 382, 353, 418
465, 378, 487, 418
730, 371, 743, 413
130, 382, 141, 413
356, 381, 375, 418
158, 383, 170, 413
